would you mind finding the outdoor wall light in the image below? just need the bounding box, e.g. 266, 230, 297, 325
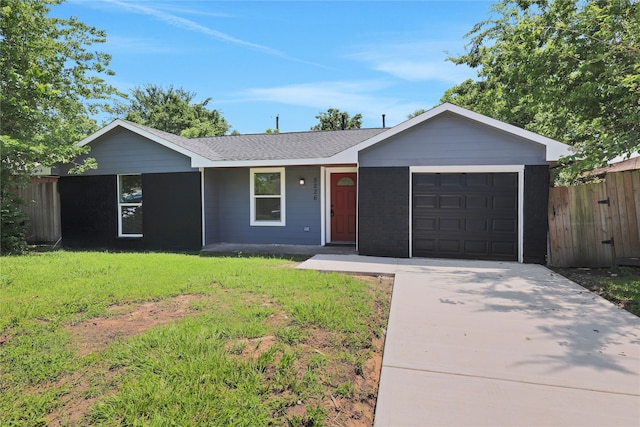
299, 177, 305, 185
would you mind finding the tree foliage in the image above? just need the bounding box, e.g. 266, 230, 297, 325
311, 108, 363, 131
407, 109, 427, 119
442, 0, 639, 181
0, 0, 118, 253
114, 84, 231, 137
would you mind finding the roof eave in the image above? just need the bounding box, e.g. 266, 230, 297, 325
193, 150, 358, 168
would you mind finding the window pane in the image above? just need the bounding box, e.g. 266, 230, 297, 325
120, 175, 142, 203
121, 206, 143, 234
337, 177, 355, 186
254, 173, 281, 196
255, 198, 281, 221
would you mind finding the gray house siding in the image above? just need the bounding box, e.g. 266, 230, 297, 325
204, 166, 322, 245
61, 127, 196, 176
359, 112, 547, 167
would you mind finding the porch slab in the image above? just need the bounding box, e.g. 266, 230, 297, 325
200, 243, 356, 258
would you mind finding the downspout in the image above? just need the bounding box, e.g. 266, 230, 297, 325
355, 161, 360, 253
200, 167, 206, 247
320, 167, 326, 246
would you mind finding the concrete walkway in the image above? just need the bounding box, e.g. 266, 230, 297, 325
297, 255, 640, 426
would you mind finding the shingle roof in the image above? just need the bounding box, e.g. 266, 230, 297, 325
194, 129, 387, 161
123, 120, 386, 162
122, 120, 224, 161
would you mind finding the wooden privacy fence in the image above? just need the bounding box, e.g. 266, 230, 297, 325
18, 177, 61, 244
548, 170, 640, 267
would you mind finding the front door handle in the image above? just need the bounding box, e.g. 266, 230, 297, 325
330, 210, 334, 217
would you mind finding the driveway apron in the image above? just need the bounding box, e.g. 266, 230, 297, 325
297, 256, 640, 426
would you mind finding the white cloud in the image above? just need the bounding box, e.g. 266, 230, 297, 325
102, 0, 319, 66
104, 36, 180, 54
349, 40, 475, 84
234, 81, 432, 128
150, 3, 234, 18
104, 0, 280, 54
373, 60, 474, 83
240, 81, 388, 107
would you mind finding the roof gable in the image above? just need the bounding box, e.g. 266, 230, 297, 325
79, 120, 214, 166
359, 111, 549, 167
343, 103, 572, 162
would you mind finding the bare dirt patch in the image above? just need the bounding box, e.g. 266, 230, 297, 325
48, 295, 215, 425
69, 294, 214, 356
283, 274, 393, 427
54, 275, 394, 426
44, 367, 117, 427
0, 333, 12, 347
226, 335, 279, 360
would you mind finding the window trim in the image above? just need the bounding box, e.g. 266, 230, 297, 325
117, 174, 143, 238
250, 167, 286, 227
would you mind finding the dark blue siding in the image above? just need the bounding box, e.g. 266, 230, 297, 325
204, 166, 322, 245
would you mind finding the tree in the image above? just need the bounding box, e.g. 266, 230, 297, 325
311, 108, 363, 131
1, 0, 118, 253
442, 0, 640, 182
407, 109, 427, 119
114, 84, 230, 137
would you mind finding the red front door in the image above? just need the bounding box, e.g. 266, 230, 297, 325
330, 173, 357, 242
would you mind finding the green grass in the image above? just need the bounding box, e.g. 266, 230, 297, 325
0, 251, 391, 426
596, 267, 640, 316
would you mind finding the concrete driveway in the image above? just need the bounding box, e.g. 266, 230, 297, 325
297, 256, 640, 426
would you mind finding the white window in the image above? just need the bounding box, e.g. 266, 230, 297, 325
117, 174, 143, 237
250, 167, 285, 226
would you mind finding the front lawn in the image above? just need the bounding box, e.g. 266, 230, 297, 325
552, 266, 640, 317
0, 251, 392, 426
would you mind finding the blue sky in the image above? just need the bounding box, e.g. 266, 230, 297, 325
53, 0, 494, 134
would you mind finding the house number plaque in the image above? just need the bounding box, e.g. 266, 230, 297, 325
313, 177, 318, 200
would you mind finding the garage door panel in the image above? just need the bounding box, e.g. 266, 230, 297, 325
412, 172, 518, 261
440, 195, 463, 209
493, 218, 517, 232
440, 218, 463, 231
414, 217, 436, 231
466, 218, 489, 233
492, 241, 517, 256
494, 173, 518, 187
493, 195, 517, 209
466, 195, 489, 209
440, 174, 465, 187
414, 238, 436, 251
466, 174, 491, 187
465, 240, 489, 256
414, 194, 437, 208
414, 174, 438, 187
438, 239, 461, 253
